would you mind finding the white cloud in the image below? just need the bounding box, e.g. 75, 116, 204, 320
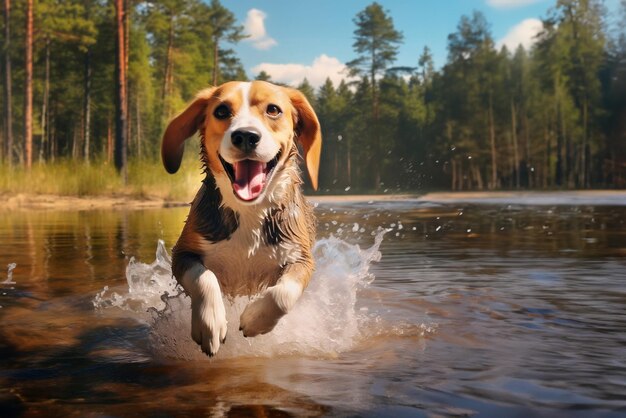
243, 9, 277, 50
487, 0, 544, 8
497, 18, 543, 51
252, 54, 353, 88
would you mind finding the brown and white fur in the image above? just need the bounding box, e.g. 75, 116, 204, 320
161, 81, 322, 356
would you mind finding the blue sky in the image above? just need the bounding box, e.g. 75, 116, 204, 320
222, 0, 617, 88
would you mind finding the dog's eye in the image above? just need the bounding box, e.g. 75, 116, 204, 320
213, 104, 231, 120
266, 104, 282, 118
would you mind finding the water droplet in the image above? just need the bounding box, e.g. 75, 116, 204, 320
3, 263, 17, 285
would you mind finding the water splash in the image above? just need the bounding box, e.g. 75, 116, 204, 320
2, 263, 16, 285
95, 230, 389, 360
93, 240, 181, 315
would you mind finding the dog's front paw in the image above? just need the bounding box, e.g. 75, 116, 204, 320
239, 292, 285, 337
191, 299, 227, 356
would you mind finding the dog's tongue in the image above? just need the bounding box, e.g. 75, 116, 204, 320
232, 160, 266, 201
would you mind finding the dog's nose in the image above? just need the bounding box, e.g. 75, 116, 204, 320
231, 130, 260, 152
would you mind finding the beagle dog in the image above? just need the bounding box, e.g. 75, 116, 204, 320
161, 81, 322, 356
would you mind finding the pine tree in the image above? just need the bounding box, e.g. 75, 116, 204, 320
255, 70, 272, 81
297, 78, 315, 104
554, 0, 605, 187
443, 11, 499, 189
37, 0, 96, 161
206, 0, 245, 85
347, 2, 403, 189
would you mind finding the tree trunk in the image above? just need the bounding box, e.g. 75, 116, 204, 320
107, 115, 113, 163
511, 100, 520, 188
346, 135, 351, 186
473, 162, 484, 191
24, 0, 33, 169
49, 109, 55, 162
83, 47, 91, 162
125, 0, 131, 157
451, 159, 457, 191
72, 124, 79, 159
332, 138, 338, 181
459, 160, 465, 191
563, 108, 571, 187
555, 95, 563, 187
115, 0, 128, 182
83, 3, 93, 163
370, 46, 381, 190
582, 96, 588, 188
3, 0, 12, 166
524, 114, 532, 188
39, 37, 50, 163
212, 38, 219, 85
488, 92, 497, 189
162, 15, 174, 120
544, 127, 551, 188
135, 96, 141, 158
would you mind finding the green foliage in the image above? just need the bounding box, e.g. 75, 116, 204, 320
314, 1, 620, 192
0, 0, 246, 172
1, 0, 623, 196
297, 78, 316, 104
346, 2, 403, 188
0, 151, 203, 200
254, 70, 272, 81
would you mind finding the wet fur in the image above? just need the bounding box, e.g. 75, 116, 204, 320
162, 81, 321, 356
172, 146, 316, 297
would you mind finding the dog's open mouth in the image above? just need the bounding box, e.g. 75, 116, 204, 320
219, 152, 281, 201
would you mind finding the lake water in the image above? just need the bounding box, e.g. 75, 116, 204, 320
1, 196, 625, 417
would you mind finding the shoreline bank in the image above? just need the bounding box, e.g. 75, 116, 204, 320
2, 190, 625, 210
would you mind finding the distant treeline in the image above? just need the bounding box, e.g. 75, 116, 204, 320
1, 0, 625, 193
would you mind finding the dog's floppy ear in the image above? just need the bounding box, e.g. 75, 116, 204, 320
161, 87, 215, 174
285, 88, 322, 190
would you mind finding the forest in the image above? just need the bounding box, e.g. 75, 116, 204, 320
1, 0, 625, 196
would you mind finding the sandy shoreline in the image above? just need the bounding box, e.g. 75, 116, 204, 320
0, 193, 186, 211
1, 190, 625, 210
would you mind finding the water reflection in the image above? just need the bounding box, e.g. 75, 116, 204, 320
0, 209, 188, 299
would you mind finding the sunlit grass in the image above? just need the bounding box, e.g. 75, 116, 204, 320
127, 156, 204, 201
0, 153, 204, 202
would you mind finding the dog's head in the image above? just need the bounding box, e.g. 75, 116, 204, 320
162, 81, 322, 205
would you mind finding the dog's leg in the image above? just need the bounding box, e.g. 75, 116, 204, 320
174, 253, 227, 356
239, 263, 311, 337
